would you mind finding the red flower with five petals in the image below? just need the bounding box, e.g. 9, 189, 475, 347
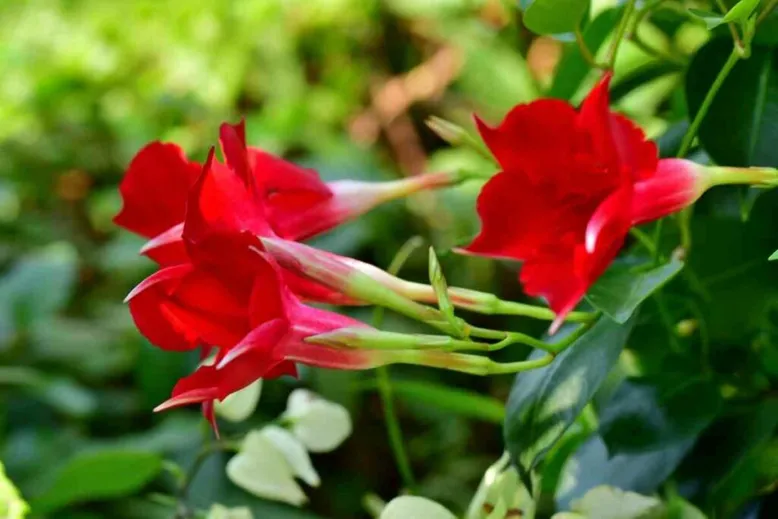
463, 75, 711, 330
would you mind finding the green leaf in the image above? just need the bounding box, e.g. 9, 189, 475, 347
520, 0, 590, 36
428, 247, 464, 336
31, 450, 162, 514
598, 378, 722, 454
768, 249, 778, 260
687, 9, 724, 29
721, 0, 761, 24
504, 316, 636, 478
0, 243, 78, 344
556, 435, 695, 509
686, 38, 778, 167
549, 7, 623, 100
586, 259, 684, 323
387, 379, 505, 424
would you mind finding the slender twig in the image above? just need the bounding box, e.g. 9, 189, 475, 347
715, 0, 745, 52
757, 0, 778, 25
678, 46, 740, 158
574, 26, 606, 70
607, 0, 638, 68
630, 227, 658, 256
372, 236, 424, 491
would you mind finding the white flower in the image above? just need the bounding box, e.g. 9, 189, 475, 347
214, 379, 262, 423
466, 453, 535, 519
226, 430, 307, 507
260, 425, 320, 487
567, 486, 665, 519
380, 496, 457, 519
207, 504, 253, 519
283, 389, 352, 452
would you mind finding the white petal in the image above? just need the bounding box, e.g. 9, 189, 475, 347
284, 390, 351, 453
260, 425, 320, 487
381, 496, 456, 519
215, 379, 262, 423
207, 504, 254, 519
227, 432, 307, 507
571, 486, 664, 519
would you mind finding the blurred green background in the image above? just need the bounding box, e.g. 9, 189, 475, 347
0, 1, 544, 517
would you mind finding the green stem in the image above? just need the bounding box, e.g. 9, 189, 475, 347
372, 237, 423, 491
396, 350, 556, 376
629, 227, 657, 256
757, 0, 778, 25
678, 46, 740, 158
607, 0, 638, 68
715, 0, 745, 50
575, 26, 606, 70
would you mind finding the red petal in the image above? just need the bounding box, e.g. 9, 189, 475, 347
219, 120, 254, 191
463, 172, 579, 260
139, 223, 188, 265
183, 149, 273, 249
127, 264, 248, 350
248, 147, 331, 200
114, 142, 201, 238
577, 74, 622, 178
214, 318, 290, 370
609, 114, 658, 182
474, 100, 580, 184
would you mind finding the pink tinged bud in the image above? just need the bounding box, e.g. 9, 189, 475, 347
631, 159, 709, 226
272, 171, 460, 241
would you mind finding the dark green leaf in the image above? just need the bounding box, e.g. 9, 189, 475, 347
549, 7, 623, 100
586, 259, 684, 323
31, 450, 162, 514
520, 0, 590, 36
387, 379, 505, 424
686, 39, 778, 166
598, 378, 722, 454
556, 434, 695, 509
504, 316, 636, 477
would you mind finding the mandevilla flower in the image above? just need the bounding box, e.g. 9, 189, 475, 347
462, 74, 778, 330
114, 119, 460, 263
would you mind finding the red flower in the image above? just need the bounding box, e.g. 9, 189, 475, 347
126, 240, 387, 413
114, 120, 457, 260
462, 75, 709, 331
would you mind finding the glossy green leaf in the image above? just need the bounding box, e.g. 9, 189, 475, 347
687, 9, 724, 29
769, 249, 778, 260
549, 7, 623, 100
31, 450, 162, 514
556, 435, 695, 509
504, 316, 636, 478
721, 0, 761, 24
387, 379, 505, 424
686, 38, 778, 167
520, 0, 590, 36
586, 259, 684, 323
598, 378, 721, 454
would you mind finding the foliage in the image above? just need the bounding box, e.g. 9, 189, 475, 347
2, 0, 778, 518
